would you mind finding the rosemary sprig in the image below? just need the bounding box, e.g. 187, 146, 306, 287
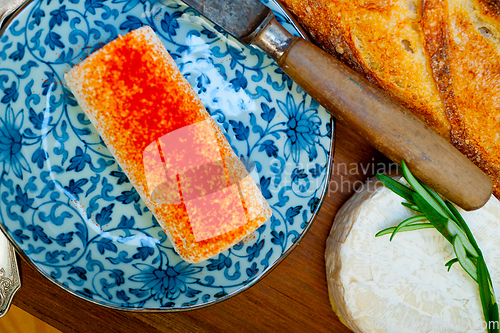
376, 161, 499, 333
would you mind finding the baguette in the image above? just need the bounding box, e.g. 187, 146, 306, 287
64, 26, 272, 263
422, 0, 500, 197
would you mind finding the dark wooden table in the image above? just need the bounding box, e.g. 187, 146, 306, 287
11, 122, 388, 333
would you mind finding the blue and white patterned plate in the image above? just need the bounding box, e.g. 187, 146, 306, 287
0, 0, 333, 310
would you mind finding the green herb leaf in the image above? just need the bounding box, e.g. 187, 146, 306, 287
412, 192, 453, 243
375, 223, 434, 237
453, 235, 477, 282
412, 196, 476, 258
445, 258, 458, 272
446, 201, 482, 256
447, 219, 479, 258
376, 173, 415, 204
390, 215, 428, 241
401, 161, 450, 218
420, 182, 454, 220
478, 256, 500, 333
401, 202, 421, 212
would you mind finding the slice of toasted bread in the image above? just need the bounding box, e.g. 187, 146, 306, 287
422, 0, 500, 197
281, 0, 451, 139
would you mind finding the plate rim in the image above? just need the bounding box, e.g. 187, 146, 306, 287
0, 0, 336, 311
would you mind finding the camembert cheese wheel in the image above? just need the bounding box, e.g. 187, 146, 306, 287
326, 174, 500, 332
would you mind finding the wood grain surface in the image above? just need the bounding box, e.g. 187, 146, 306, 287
0, 305, 61, 333
10, 122, 389, 333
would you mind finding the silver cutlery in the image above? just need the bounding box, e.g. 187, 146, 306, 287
0, 0, 28, 28
0, 229, 20, 317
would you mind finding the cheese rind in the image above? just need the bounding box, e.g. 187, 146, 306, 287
326, 174, 500, 332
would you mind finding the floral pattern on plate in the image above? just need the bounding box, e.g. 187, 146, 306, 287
0, 0, 333, 310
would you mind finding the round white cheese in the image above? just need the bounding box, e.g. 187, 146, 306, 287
325, 175, 500, 333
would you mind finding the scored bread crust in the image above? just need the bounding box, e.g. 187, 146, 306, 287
64, 26, 272, 263
277, 0, 364, 73
422, 0, 500, 197
281, 0, 451, 140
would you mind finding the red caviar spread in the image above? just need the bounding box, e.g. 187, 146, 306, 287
65, 26, 271, 263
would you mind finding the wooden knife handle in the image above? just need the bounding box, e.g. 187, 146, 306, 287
251, 17, 492, 210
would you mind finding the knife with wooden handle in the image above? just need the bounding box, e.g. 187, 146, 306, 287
178, 0, 493, 211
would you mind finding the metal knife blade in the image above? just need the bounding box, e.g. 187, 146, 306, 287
180, 0, 271, 43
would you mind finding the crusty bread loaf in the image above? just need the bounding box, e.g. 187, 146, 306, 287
280, 0, 451, 140
281, 0, 500, 198
422, 0, 500, 197
65, 26, 272, 263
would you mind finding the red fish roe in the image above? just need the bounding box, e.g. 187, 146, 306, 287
65, 26, 271, 263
